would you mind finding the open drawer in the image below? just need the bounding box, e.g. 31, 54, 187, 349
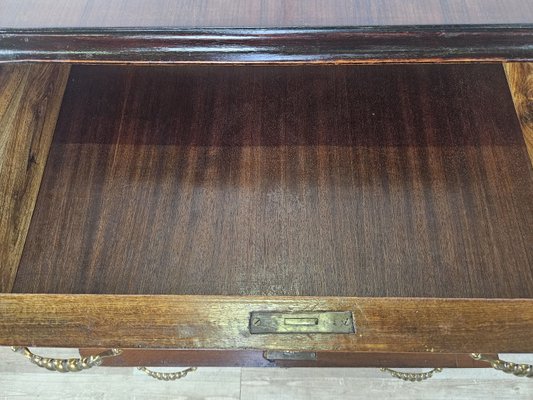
0, 62, 532, 375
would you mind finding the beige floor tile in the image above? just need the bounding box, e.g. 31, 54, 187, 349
240, 367, 533, 400
0, 347, 241, 400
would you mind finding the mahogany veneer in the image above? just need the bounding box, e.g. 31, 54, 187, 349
11, 64, 533, 299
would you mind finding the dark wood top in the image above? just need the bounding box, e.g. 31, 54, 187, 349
1, 1, 533, 63
2, 0, 533, 28
14, 63, 533, 298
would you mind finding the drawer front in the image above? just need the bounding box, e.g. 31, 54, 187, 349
1, 295, 532, 354
80, 348, 493, 368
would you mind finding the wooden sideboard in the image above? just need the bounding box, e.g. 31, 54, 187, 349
0, 0, 532, 380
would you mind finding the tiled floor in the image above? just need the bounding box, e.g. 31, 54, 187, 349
0, 347, 531, 399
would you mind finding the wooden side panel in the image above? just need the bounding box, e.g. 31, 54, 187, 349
504, 63, 533, 165
80, 348, 492, 368
0, 64, 70, 292
0, 295, 532, 353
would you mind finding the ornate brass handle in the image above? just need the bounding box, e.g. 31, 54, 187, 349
137, 366, 197, 381
380, 367, 443, 382
471, 354, 532, 378
11, 347, 122, 372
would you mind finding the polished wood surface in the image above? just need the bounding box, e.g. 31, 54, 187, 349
1, 295, 532, 353
504, 63, 533, 166
2, 26, 533, 64
80, 348, 491, 368
14, 64, 533, 298
1, 1, 533, 28
0, 64, 70, 292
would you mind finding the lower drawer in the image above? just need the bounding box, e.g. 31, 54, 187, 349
9, 347, 532, 382
80, 349, 491, 368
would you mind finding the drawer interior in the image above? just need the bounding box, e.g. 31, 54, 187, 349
9, 63, 533, 298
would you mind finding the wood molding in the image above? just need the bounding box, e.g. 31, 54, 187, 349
1, 295, 532, 353
0, 64, 70, 292
1, 26, 533, 64
504, 63, 533, 166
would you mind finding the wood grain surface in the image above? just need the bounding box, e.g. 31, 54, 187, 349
13, 64, 533, 298
80, 348, 491, 368
0, 64, 70, 293
504, 63, 533, 166
0, 295, 532, 353
1, 0, 533, 28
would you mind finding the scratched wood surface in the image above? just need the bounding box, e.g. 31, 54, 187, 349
1, 0, 533, 28
13, 64, 533, 298
0, 295, 532, 353
0, 64, 70, 293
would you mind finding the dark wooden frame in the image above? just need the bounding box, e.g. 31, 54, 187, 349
0, 62, 532, 361
0, 27, 532, 367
